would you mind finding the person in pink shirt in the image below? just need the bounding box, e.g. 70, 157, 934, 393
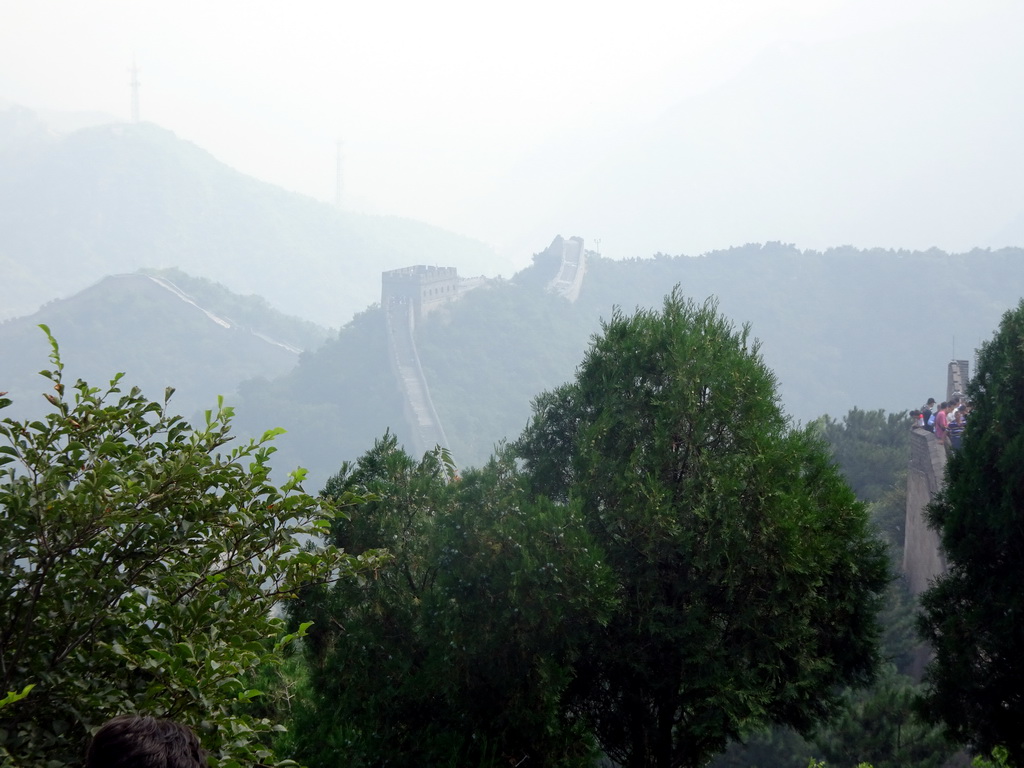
934, 401, 950, 451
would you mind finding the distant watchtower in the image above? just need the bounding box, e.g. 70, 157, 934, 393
381, 265, 460, 323
947, 359, 969, 401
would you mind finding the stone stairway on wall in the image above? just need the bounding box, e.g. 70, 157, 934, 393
383, 298, 450, 459
379, 238, 588, 464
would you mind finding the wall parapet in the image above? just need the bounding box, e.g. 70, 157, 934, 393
903, 427, 948, 596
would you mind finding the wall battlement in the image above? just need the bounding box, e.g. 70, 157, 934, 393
381, 265, 461, 322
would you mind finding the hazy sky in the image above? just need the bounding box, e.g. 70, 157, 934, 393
2, 0, 1022, 267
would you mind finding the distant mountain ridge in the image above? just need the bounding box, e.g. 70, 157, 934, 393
5, 241, 1023, 496
0, 108, 497, 326
0, 269, 326, 422
229, 242, 1024, 491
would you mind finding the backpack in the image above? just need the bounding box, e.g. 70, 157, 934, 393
924, 409, 935, 431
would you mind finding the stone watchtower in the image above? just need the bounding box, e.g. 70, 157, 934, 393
381, 265, 460, 324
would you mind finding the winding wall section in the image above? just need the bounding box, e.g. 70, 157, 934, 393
546, 235, 587, 302
381, 236, 587, 461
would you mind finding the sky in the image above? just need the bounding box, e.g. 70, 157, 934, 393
2, 0, 1022, 269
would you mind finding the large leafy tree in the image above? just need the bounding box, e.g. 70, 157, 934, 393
0, 329, 364, 767
291, 435, 615, 768
918, 299, 1024, 764
515, 291, 890, 768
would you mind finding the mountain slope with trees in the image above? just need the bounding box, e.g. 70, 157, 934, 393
5, 239, 1024, 497
223, 243, 1024, 493
0, 270, 327, 423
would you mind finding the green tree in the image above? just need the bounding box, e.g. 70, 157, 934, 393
813, 408, 910, 507
709, 725, 816, 768
811, 666, 951, 768
918, 299, 1024, 765
289, 434, 455, 768
291, 435, 615, 767
0, 328, 365, 767
515, 291, 890, 768
424, 448, 615, 767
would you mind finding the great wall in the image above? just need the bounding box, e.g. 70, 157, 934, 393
903, 357, 969, 598
381, 235, 587, 459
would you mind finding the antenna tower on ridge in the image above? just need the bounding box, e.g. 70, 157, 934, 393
129, 57, 141, 123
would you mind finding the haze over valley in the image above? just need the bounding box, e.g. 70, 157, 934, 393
6, 5, 1024, 766
1, 0, 1022, 542
3, 26, 1024, 484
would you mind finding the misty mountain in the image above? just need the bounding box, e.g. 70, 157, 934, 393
0, 270, 328, 422
227, 241, 1024, 493
6, 238, 1021, 495
0, 107, 496, 326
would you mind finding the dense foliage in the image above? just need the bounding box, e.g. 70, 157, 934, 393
812, 666, 950, 768
815, 408, 910, 506
290, 435, 615, 767
919, 299, 1024, 764
0, 329, 367, 767
515, 291, 891, 768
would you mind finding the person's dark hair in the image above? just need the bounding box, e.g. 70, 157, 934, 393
85, 715, 206, 768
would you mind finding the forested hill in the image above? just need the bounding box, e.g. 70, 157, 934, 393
229, 243, 1024, 492
0, 269, 329, 422
0, 108, 496, 327
574, 243, 1024, 423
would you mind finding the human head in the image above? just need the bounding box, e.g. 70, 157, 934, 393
927, 398, 936, 406
85, 715, 206, 768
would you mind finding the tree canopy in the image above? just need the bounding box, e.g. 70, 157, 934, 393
515, 291, 890, 768
0, 328, 366, 767
814, 408, 910, 506
290, 434, 615, 767
919, 298, 1024, 764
